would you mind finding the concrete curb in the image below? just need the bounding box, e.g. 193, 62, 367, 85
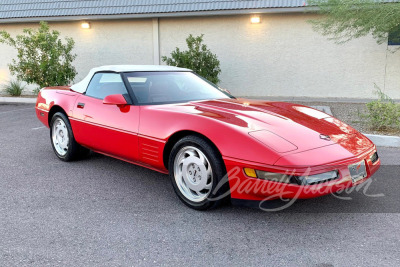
364, 134, 400, 148
0, 97, 36, 104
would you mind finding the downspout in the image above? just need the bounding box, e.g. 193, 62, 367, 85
152, 18, 160, 65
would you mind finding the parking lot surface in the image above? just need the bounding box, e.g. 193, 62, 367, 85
1, 104, 399, 266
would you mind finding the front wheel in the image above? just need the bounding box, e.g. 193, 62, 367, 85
169, 135, 229, 210
50, 112, 89, 161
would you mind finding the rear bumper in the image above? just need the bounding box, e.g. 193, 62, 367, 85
223, 147, 380, 202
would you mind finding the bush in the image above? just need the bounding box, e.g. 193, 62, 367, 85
1, 80, 25, 96
0, 21, 77, 89
363, 87, 400, 131
33, 87, 41, 96
162, 34, 221, 84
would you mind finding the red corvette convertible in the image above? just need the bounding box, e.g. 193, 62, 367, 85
35, 65, 380, 210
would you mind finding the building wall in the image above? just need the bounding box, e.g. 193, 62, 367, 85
1, 13, 399, 99
160, 13, 399, 99
0, 19, 154, 92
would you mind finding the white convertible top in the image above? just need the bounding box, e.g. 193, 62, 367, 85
70, 65, 191, 93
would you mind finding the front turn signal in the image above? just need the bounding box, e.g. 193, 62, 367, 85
244, 168, 257, 178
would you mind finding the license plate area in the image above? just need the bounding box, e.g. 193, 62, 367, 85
348, 160, 367, 184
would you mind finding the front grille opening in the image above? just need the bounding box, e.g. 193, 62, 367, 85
370, 152, 379, 164
306, 177, 339, 186
292, 170, 340, 186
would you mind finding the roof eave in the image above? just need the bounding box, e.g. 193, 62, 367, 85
0, 7, 316, 24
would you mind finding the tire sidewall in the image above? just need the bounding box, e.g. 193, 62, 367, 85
169, 136, 228, 210
50, 112, 76, 161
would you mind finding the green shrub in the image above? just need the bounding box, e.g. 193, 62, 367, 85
363, 87, 400, 131
1, 80, 25, 96
0, 21, 77, 88
33, 87, 41, 96
162, 34, 221, 84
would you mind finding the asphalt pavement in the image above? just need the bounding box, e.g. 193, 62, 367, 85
0, 104, 399, 266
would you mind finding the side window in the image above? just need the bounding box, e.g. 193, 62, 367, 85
85, 73, 128, 99
127, 76, 150, 103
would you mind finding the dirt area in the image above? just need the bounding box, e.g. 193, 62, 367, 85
0, 94, 36, 98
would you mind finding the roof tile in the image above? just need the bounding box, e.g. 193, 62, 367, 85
0, 0, 307, 19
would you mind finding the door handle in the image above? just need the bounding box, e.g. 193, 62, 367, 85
77, 102, 85, 109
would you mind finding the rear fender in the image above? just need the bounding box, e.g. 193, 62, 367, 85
35, 88, 80, 127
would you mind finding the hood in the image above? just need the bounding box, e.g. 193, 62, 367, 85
173, 98, 372, 155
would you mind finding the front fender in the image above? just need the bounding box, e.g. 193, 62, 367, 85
139, 105, 282, 166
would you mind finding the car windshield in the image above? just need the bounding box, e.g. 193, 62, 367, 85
123, 71, 232, 104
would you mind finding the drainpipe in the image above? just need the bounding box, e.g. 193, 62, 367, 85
152, 18, 160, 65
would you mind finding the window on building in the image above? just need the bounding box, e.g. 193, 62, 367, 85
388, 27, 400, 46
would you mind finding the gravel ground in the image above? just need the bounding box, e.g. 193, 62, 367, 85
293, 101, 400, 136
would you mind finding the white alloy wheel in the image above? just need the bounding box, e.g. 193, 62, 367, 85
52, 117, 69, 156
173, 146, 213, 202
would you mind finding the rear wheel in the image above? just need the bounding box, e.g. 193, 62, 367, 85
50, 112, 90, 161
169, 135, 229, 210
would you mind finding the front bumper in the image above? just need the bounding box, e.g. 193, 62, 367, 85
223, 147, 381, 202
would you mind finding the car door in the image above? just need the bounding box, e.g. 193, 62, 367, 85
70, 72, 140, 161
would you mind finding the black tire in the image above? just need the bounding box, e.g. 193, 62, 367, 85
50, 112, 90, 161
168, 135, 229, 210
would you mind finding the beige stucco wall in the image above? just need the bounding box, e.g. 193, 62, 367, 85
160, 13, 399, 99
1, 13, 399, 99
0, 19, 154, 93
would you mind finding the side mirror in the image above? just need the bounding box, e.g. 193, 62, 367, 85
103, 94, 128, 106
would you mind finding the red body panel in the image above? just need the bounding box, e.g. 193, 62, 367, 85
35, 86, 79, 128
71, 94, 140, 161
36, 88, 380, 201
